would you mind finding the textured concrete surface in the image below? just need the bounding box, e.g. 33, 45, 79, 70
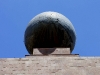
33, 48, 71, 55
0, 56, 100, 75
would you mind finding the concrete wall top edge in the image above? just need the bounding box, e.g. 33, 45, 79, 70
0, 57, 100, 61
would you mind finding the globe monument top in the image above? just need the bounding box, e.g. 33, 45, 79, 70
24, 11, 76, 55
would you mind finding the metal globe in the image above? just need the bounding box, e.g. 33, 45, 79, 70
24, 11, 76, 55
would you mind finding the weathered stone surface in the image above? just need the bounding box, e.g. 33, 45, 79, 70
33, 48, 71, 55
0, 57, 100, 75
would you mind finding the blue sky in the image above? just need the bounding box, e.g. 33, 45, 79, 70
0, 0, 100, 58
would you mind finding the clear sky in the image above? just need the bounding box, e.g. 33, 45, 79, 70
0, 0, 100, 58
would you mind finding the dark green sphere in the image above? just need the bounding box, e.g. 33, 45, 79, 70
24, 11, 76, 55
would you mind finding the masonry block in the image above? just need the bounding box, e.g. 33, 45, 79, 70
0, 56, 100, 75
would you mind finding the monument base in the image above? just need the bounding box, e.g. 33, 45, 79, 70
25, 48, 79, 57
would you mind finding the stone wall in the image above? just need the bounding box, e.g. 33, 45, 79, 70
0, 56, 100, 75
